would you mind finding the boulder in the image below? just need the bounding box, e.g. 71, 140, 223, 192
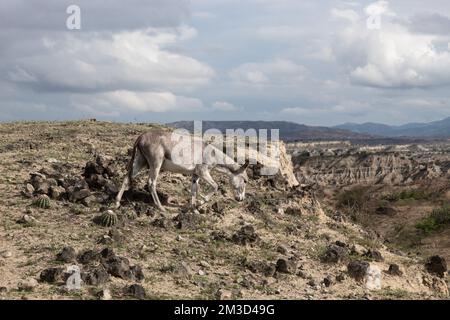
322, 244, 348, 263
56, 246, 76, 263
347, 261, 369, 281
275, 258, 297, 274
425, 255, 447, 278
231, 225, 260, 245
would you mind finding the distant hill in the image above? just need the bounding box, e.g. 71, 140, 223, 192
166, 120, 373, 141
335, 117, 450, 138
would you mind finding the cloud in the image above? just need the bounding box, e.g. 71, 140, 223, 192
229, 58, 307, 85
71, 90, 204, 116
332, 2, 450, 88
5, 27, 214, 93
330, 8, 360, 23
212, 101, 238, 111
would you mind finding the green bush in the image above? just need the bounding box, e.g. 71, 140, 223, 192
336, 187, 370, 210
384, 189, 430, 202
416, 205, 450, 235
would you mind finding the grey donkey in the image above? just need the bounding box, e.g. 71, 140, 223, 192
115, 129, 250, 212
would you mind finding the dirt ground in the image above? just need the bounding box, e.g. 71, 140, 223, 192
0, 121, 447, 300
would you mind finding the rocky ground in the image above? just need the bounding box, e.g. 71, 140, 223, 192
0, 121, 448, 300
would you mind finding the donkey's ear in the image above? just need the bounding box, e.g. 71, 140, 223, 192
235, 160, 250, 174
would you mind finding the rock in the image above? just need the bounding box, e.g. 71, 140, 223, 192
82, 267, 110, 286
200, 260, 211, 269
40, 267, 64, 283
425, 255, 447, 278
363, 249, 384, 262
216, 289, 233, 300
96, 288, 112, 300
174, 212, 205, 229
81, 195, 97, 207
84, 161, 104, 177
375, 206, 397, 216
98, 235, 113, 245
347, 261, 370, 281
100, 248, 117, 260
285, 207, 302, 216
245, 260, 276, 277
24, 183, 35, 195
130, 265, 145, 281
211, 201, 225, 215
18, 278, 38, 291
125, 284, 146, 300
49, 185, 65, 199
56, 246, 76, 263
108, 229, 125, 243
70, 188, 91, 202
103, 256, 130, 279
365, 265, 382, 291
17, 214, 36, 225
336, 273, 346, 282
323, 276, 334, 287
151, 217, 169, 229
77, 250, 99, 265
0, 287, 8, 293
231, 225, 260, 245
105, 182, 119, 196
1, 251, 12, 258
96, 154, 114, 169
350, 244, 366, 256
276, 245, 288, 254
321, 244, 348, 263
173, 261, 194, 279
275, 258, 297, 274
387, 264, 403, 276
422, 274, 449, 296
198, 269, 205, 276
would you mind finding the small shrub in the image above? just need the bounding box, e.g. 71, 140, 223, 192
416, 205, 450, 235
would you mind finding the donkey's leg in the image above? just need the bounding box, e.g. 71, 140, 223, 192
198, 168, 218, 203
190, 174, 200, 208
115, 151, 146, 208
148, 159, 165, 212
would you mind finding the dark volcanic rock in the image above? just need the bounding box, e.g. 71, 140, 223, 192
174, 212, 205, 229
347, 261, 369, 281
323, 275, 334, 287
77, 249, 99, 265
275, 258, 297, 274
425, 255, 447, 278
103, 256, 131, 279
321, 244, 348, 263
363, 249, 384, 262
82, 267, 110, 286
231, 225, 260, 245
40, 267, 64, 283
245, 260, 276, 277
56, 246, 76, 263
387, 264, 403, 276
125, 284, 146, 300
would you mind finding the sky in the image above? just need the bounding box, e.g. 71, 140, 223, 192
1, 0, 450, 126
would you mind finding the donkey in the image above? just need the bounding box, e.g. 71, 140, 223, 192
114, 129, 250, 212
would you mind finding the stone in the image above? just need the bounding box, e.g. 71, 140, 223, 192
245, 260, 276, 277
1, 251, 12, 258
49, 185, 65, 199
97, 288, 112, 300
56, 246, 76, 263
175, 212, 205, 230
276, 245, 288, 255
126, 284, 146, 300
285, 207, 302, 216
363, 249, 384, 262
82, 267, 110, 286
17, 214, 36, 225
365, 265, 382, 291
216, 289, 233, 300
375, 206, 397, 216
70, 188, 91, 202
81, 195, 97, 207
130, 265, 145, 281
40, 267, 64, 283
323, 276, 334, 287
77, 249, 99, 265
108, 229, 125, 243
18, 278, 38, 291
321, 244, 348, 263
350, 244, 366, 256
24, 183, 35, 195
103, 256, 130, 279
347, 261, 370, 282
275, 258, 297, 274
231, 225, 260, 245
425, 255, 447, 278
336, 273, 346, 282
98, 235, 113, 245
105, 182, 119, 196
387, 264, 403, 276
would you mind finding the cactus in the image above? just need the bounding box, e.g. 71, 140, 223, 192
32, 195, 51, 209
98, 210, 118, 227
123, 208, 138, 221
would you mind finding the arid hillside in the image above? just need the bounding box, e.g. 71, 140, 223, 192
0, 121, 448, 300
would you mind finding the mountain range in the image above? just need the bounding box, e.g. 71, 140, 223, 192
167, 117, 450, 141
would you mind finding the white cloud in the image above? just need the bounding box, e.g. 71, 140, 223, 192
229, 58, 307, 85
71, 90, 204, 116
330, 8, 360, 23
212, 101, 238, 111
7, 27, 214, 93
332, 2, 450, 88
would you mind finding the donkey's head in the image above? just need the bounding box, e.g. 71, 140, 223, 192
229, 160, 249, 201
